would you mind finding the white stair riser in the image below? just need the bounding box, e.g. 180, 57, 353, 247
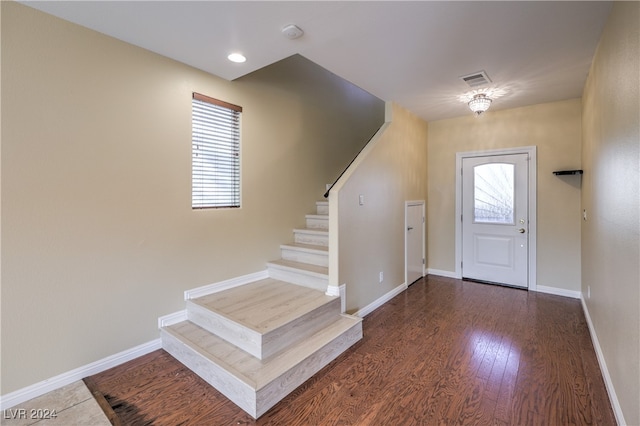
161, 328, 257, 417
316, 202, 329, 215
186, 302, 262, 359
280, 247, 328, 267
267, 266, 328, 292
305, 215, 328, 229
262, 297, 341, 359
294, 231, 328, 247
255, 322, 362, 417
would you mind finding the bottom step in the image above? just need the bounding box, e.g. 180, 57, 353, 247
161, 315, 362, 418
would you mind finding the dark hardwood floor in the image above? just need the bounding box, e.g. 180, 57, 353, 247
85, 275, 616, 425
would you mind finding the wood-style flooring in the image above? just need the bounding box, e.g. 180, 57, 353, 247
85, 275, 616, 425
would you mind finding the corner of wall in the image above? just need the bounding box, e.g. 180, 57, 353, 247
385, 101, 394, 122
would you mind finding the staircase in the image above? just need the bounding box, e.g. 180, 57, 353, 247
160, 200, 362, 418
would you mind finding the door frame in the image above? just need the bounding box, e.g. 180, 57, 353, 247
405, 200, 426, 286
454, 147, 537, 291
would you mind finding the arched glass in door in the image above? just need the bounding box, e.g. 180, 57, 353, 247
473, 163, 514, 225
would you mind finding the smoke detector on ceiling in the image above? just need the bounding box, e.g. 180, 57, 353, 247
282, 24, 304, 40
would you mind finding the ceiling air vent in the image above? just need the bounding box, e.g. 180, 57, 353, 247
460, 70, 492, 88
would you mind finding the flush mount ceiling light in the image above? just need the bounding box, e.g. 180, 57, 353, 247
227, 53, 246, 63
468, 94, 492, 116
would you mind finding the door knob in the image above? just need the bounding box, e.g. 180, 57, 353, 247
518, 228, 526, 233
407, 226, 414, 231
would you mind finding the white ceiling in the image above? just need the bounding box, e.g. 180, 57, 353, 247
22, 1, 612, 122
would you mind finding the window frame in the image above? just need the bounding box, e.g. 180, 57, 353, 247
191, 92, 242, 209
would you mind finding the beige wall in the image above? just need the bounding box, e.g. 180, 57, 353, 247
581, 2, 640, 424
0, 2, 384, 394
427, 99, 583, 292
331, 103, 429, 312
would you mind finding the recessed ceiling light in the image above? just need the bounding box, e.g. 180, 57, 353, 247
227, 53, 246, 63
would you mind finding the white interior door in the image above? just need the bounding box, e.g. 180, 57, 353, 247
462, 154, 529, 288
406, 201, 425, 286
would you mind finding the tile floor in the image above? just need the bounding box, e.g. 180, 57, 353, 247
1, 381, 110, 426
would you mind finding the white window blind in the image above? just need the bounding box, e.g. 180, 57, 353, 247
192, 92, 242, 209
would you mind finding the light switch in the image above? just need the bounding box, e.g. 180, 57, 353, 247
359, 194, 364, 206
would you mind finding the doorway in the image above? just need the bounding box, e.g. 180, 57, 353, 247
406, 201, 425, 286
455, 147, 537, 290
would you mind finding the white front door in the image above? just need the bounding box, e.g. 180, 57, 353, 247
462, 154, 529, 288
406, 201, 425, 286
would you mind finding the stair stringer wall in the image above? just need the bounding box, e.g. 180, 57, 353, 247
328, 102, 429, 315
328, 103, 392, 307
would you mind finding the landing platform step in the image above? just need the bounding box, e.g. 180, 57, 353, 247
187, 279, 340, 359
161, 314, 362, 418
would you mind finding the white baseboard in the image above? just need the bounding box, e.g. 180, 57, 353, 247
353, 282, 407, 318
0, 339, 161, 411
580, 296, 626, 425
325, 284, 340, 297
184, 270, 269, 300
325, 284, 346, 313
426, 268, 460, 279
426, 270, 582, 301
158, 310, 187, 329
535, 285, 581, 299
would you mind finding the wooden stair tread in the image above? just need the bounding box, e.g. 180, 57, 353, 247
164, 315, 362, 390
190, 279, 336, 332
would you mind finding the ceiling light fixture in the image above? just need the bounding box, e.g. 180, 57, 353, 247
468, 93, 492, 116
227, 53, 246, 63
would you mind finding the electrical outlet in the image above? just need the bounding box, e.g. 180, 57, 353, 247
583, 209, 587, 221
379, 271, 383, 283
359, 194, 365, 206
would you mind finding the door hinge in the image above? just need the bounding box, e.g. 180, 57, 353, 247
423, 258, 425, 265
423, 216, 425, 223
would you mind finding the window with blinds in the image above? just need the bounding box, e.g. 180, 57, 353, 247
192, 92, 242, 209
